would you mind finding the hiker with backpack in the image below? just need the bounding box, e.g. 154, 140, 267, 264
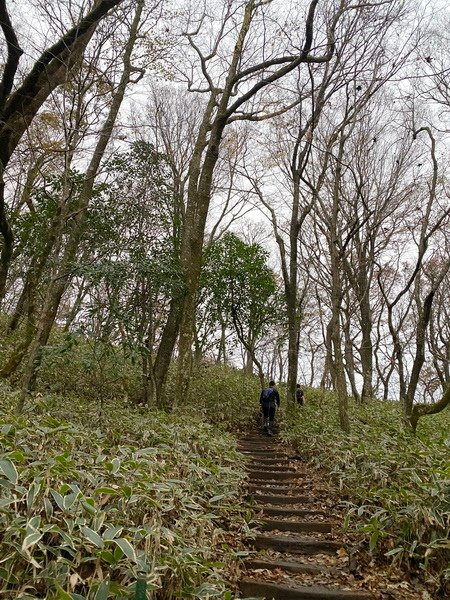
259, 380, 280, 435
296, 384, 304, 405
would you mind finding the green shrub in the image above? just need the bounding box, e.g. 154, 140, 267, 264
183, 363, 260, 430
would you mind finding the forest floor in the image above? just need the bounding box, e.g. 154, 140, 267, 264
236, 429, 437, 600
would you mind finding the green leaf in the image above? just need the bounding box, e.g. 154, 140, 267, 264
44, 497, 53, 517
22, 531, 44, 550
385, 547, 404, 556
103, 526, 122, 541
26, 480, 41, 511
51, 490, 65, 511
80, 526, 104, 548
209, 494, 226, 502
369, 531, 379, 552
0, 498, 15, 508
53, 581, 73, 599
0, 459, 18, 484
113, 538, 136, 562
111, 458, 121, 474
63, 492, 78, 510
94, 580, 110, 600
27, 515, 41, 530
81, 500, 97, 515
98, 550, 116, 565
95, 487, 119, 495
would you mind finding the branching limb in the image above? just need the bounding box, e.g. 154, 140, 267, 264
0, 0, 23, 115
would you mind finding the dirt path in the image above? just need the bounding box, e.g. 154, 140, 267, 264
236, 431, 428, 600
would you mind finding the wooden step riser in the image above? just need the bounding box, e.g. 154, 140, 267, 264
248, 470, 304, 480
246, 452, 284, 464
256, 506, 327, 517
254, 519, 332, 534
248, 464, 296, 471
247, 463, 289, 468
247, 484, 307, 493
252, 534, 342, 555
246, 460, 297, 473
240, 579, 373, 600
238, 440, 280, 445
245, 558, 329, 575
237, 448, 287, 460
250, 494, 310, 504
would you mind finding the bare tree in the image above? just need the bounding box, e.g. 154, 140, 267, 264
153, 0, 376, 407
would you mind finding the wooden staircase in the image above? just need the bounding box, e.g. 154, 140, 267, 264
237, 432, 375, 600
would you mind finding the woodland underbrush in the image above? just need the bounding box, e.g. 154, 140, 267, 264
0, 382, 253, 599
0, 321, 260, 430
283, 390, 450, 595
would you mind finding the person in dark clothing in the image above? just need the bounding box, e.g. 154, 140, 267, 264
259, 380, 280, 435
296, 384, 304, 405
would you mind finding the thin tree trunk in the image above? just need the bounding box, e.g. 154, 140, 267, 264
343, 312, 360, 402
358, 269, 374, 401
329, 132, 350, 433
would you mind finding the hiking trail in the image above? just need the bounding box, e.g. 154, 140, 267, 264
236, 430, 423, 600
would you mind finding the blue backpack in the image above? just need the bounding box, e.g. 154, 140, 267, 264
261, 387, 276, 406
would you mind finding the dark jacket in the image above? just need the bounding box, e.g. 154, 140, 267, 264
260, 386, 280, 408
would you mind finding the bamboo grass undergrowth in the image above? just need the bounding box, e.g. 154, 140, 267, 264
0, 382, 254, 599
283, 389, 450, 594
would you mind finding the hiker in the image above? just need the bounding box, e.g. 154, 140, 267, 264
259, 380, 280, 435
296, 384, 304, 405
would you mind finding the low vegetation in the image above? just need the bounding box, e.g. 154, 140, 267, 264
283, 390, 450, 594
0, 378, 254, 599
2, 330, 449, 598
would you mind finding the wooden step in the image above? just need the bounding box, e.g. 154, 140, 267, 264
245, 558, 331, 575
240, 578, 373, 600
254, 518, 332, 534
256, 506, 327, 517
239, 450, 286, 457
247, 484, 307, 494
250, 494, 310, 505
239, 446, 280, 452
238, 431, 377, 600
240, 436, 279, 440
239, 438, 280, 443
248, 470, 304, 480
247, 457, 289, 464
249, 463, 296, 471
252, 534, 342, 554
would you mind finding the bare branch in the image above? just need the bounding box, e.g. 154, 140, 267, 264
0, 0, 24, 114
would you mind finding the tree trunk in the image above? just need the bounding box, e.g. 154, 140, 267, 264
0, 169, 13, 301
329, 132, 350, 433
330, 283, 350, 432
359, 275, 374, 401
410, 383, 450, 432
175, 119, 224, 406
151, 295, 183, 406
320, 318, 334, 389
343, 313, 360, 402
